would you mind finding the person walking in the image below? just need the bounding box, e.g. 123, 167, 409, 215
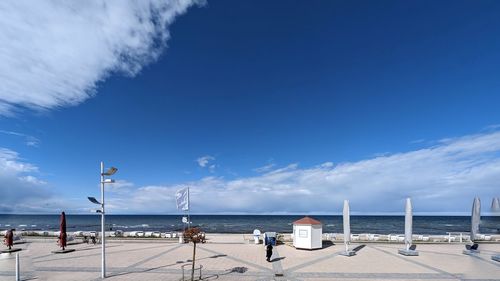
266, 243, 273, 262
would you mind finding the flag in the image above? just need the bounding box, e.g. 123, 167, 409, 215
176, 187, 189, 211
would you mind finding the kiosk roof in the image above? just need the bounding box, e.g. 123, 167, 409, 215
293, 216, 321, 225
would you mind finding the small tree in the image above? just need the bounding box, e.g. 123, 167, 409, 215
183, 227, 206, 281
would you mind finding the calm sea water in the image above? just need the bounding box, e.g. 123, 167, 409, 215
0, 215, 499, 234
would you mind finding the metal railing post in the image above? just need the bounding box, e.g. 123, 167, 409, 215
15, 253, 20, 281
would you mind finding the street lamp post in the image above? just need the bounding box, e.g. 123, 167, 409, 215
100, 162, 105, 279
88, 161, 117, 279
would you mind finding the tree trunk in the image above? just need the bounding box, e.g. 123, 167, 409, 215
191, 242, 196, 281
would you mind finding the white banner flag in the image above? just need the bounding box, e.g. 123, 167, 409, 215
175, 187, 189, 211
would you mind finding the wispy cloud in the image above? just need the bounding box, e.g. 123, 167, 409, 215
19, 175, 47, 185
0, 130, 40, 147
4, 130, 500, 214
0, 148, 38, 173
0, 0, 202, 116
409, 139, 426, 144
107, 179, 135, 194
482, 124, 500, 131
0, 148, 51, 212
254, 163, 276, 173
100, 131, 500, 214
197, 155, 215, 168
196, 155, 216, 172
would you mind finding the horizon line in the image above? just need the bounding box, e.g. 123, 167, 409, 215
2, 212, 500, 216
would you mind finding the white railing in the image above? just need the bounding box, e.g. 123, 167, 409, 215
181, 263, 203, 281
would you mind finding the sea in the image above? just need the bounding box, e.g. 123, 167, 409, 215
1, 215, 499, 234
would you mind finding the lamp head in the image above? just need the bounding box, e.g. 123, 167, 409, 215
102, 167, 117, 176
87, 197, 101, 205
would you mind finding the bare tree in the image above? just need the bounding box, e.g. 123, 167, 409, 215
183, 227, 206, 281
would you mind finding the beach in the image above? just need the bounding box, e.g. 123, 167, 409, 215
1, 234, 499, 281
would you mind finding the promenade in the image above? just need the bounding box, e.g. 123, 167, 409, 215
1, 235, 499, 281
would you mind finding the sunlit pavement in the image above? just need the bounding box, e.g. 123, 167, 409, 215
1, 236, 499, 281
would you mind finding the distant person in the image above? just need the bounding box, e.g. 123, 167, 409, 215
90, 232, 97, 245
266, 244, 273, 262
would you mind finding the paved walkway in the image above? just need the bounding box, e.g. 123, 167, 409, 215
0, 237, 499, 280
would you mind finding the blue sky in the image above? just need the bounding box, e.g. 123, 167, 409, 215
1, 0, 500, 214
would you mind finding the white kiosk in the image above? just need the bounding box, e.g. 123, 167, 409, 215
292, 216, 322, 250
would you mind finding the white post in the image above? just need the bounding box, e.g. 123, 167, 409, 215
101, 161, 106, 279
187, 186, 190, 230
448, 233, 451, 244
460, 233, 463, 243
15, 253, 20, 281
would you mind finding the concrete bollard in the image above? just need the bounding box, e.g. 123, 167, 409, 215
15, 253, 20, 281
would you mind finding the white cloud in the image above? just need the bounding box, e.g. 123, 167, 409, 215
0, 148, 51, 212
0, 148, 91, 213
320, 162, 334, 168
254, 163, 276, 173
0, 0, 202, 115
0, 130, 40, 147
19, 175, 46, 185
103, 131, 500, 214
208, 164, 216, 173
0, 148, 38, 173
197, 155, 215, 168
4, 130, 500, 214
410, 139, 426, 144
106, 179, 135, 194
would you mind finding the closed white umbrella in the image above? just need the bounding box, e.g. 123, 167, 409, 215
471, 197, 481, 242
343, 200, 350, 253
404, 198, 412, 251
491, 197, 500, 212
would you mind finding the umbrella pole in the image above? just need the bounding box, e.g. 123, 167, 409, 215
187, 187, 190, 230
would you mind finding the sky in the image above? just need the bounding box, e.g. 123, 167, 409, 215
1, 0, 500, 214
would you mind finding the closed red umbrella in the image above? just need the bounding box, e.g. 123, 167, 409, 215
4, 229, 13, 250
59, 212, 67, 250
